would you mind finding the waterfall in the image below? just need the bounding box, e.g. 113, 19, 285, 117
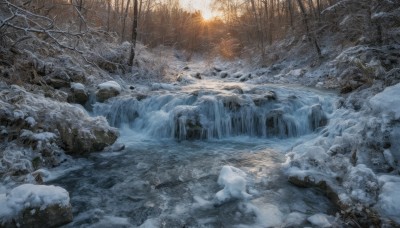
93, 84, 332, 141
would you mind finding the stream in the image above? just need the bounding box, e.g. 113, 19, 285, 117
53, 79, 339, 227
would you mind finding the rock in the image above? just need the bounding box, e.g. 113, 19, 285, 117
0, 184, 73, 228
104, 143, 125, 152
339, 66, 370, 94
266, 109, 297, 137
309, 104, 328, 130
67, 83, 88, 105
233, 73, 242, 78
173, 106, 205, 140
239, 74, 252, 82
57, 121, 118, 154
288, 174, 344, 210
15, 204, 73, 228
193, 73, 202, 79
96, 81, 122, 102
307, 214, 333, 228
176, 74, 195, 83
135, 93, 147, 101
223, 85, 243, 94
383, 68, 400, 87
213, 67, 222, 72
221, 95, 244, 111
220, 72, 228, 78
44, 70, 71, 89
253, 91, 277, 106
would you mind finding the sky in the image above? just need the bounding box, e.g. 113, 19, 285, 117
179, 0, 216, 20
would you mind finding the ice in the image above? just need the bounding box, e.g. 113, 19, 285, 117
139, 218, 159, 228
88, 215, 133, 228
254, 203, 284, 227
0, 184, 70, 222
32, 132, 57, 141
370, 83, 400, 119
25, 117, 36, 127
71, 82, 85, 90
383, 149, 396, 168
344, 164, 379, 205
215, 166, 251, 203
376, 176, 400, 224
307, 213, 333, 227
284, 212, 307, 227
193, 195, 213, 209
98, 81, 122, 92
13, 110, 24, 119
238, 202, 284, 228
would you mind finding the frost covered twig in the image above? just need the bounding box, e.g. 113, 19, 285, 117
1, 0, 85, 53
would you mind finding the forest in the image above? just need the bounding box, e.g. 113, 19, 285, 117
1, 0, 400, 227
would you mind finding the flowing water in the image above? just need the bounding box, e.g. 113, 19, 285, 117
53, 79, 338, 227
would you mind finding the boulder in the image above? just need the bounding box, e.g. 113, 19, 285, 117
309, 104, 328, 130
67, 83, 88, 105
95, 81, 121, 102
339, 66, 370, 94
266, 109, 297, 137
193, 73, 202, 79
253, 91, 277, 106
0, 184, 73, 228
104, 143, 125, 152
57, 119, 119, 154
222, 85, 243, 94
44, 70, 71, 89
173, 106, 205, 140
220, 72, 229, 78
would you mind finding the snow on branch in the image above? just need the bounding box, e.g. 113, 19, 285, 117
0, 0, 85, 53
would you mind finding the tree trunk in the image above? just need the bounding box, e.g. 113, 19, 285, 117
287, 0, 293, 27
107, 0, 111, 32
128, 0, 138, 66
121, 0, 131, 42
296, 0, 322, 58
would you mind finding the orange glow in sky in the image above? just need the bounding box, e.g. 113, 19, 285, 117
179, 0, 217, 20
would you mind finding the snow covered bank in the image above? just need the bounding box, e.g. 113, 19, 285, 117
283, 81, 400, 226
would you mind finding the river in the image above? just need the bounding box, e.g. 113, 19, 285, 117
53, 79, 338, 227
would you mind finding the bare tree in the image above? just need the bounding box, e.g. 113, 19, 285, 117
128, 0, 138, 66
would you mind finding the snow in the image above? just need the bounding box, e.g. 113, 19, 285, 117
383, 149, 396, 168
237, 202, 284, 228
0, 184, 70, 222
139, 218, 159, 228
284, 212, 307, 227
253, 203, 284, 227
33, 132, 57, 141
215, 166, 251, 203
25, 117, 36, 127
307, 213, 333, 227
98, 81, 122, 92
13, 110, 24, 119
20, 130, 57, 142
71, 82, 85, 91
344, 164, 379, 205
376, 175, 400, 224
370, 83, 400, 119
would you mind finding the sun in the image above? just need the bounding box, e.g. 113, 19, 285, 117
180, 0, 218, 21
202, 10, 214, 21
